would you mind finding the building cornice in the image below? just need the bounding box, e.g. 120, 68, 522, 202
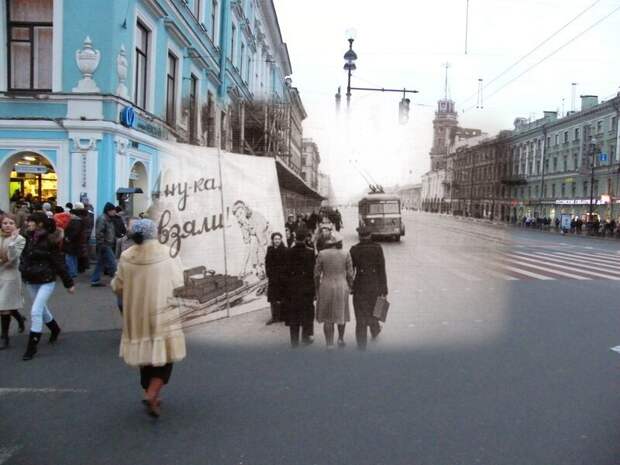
142, 0, 167, 18
164, 17, 192, 47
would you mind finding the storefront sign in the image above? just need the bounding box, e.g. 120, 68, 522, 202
555, 198, 617, 205
135, 116, 165, 139
15, 164, 47, 174
120, 106, 136, 128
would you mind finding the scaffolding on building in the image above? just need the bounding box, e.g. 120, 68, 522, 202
231, 100, 292, 161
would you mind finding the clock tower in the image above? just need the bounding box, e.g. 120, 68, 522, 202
429, 98, 458, 171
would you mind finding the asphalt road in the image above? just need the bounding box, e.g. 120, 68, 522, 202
2, 209, 620, 465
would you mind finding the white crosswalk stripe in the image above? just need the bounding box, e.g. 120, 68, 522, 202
495, 263, 556, 280
434, 248, 620, 283
502, 255, 591, 280
504, 257, 620, 281
520, 251, 620, 276
551, 251, 620, 268
453, 253, 520, 281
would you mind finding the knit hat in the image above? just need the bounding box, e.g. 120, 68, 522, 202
103, 202, 116, 214
73, 202, 85, 210
130, 218, 157, 241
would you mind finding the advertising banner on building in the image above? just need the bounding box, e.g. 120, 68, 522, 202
151, 144, 285, 329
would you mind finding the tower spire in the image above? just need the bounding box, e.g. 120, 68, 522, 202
443, 62, 451, 100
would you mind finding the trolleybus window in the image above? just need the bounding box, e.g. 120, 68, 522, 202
368, 202, 400, 214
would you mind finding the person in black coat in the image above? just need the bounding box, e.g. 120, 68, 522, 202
265, 232, 288, 325
349, 227, 388, 350
63, 210, 84, 278
283, 227, 315, 347
19, 212, 75, 361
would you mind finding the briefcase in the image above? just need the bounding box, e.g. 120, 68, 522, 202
372, 296, 390, 322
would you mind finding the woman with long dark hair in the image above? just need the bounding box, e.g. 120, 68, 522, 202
0, 214, 26, 350
111, 219, 186, 418
19, 212, 75, 361
265, 232, 287, 325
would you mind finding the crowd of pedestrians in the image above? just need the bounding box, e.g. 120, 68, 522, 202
0, 194, 143, 359
516, 214, 620, 237
1, 200, 385, 417
266, 207, 388, 351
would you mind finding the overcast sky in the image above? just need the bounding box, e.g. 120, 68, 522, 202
273, 0, 620, 201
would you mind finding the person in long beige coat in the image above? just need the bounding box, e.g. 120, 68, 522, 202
314, 233, 354, 349
0, 214, 26, 350
111, 219, 186, 418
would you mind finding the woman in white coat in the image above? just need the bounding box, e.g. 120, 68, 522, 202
0, 214, 26, 350
111, 219, 186, 418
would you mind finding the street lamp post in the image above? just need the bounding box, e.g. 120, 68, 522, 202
589, 135, 599, 221
343, 35, 357, 105
337, 34, 419, 115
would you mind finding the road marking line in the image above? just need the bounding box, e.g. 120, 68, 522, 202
455, 254, 520, 281
495, 263, 556, 280
502, 255, 592, 280
520, 252, 620, 276
508, 252, 620, 281
551, 251, 620, 268
588, 252, 620, 263
557, 250, 620, 263
0, 388, 88, 397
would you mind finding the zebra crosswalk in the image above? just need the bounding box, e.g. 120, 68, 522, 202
448, 249, 620, 282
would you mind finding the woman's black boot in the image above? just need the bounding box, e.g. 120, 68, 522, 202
11, 310, 25, 333
45, 320, 61, 344
0, 314, 10, 350
22, 332, 41, 361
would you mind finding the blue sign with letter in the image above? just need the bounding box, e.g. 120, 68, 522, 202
120, 106, 136, 128
599, 152, 608, 162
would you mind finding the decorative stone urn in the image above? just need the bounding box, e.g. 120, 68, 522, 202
73, 36, 101, 93
116, 45, 129, 99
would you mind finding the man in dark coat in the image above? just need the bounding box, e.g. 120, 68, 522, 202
307, 210, 319, 232
265, 232, 288, 325
285, 215, 297, 235
349, 227, 388, 350
283, 227, 315, 347
63, 209, 84, 278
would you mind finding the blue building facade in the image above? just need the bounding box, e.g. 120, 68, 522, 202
0, 0, 320, 216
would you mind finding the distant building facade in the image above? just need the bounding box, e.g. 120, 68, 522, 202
438, 94, 620, 222
397, 183, 421, 210
421, 97, 482, 212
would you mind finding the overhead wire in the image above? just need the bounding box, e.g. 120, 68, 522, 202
463, 2, 620, 112
459, 0, 603, 106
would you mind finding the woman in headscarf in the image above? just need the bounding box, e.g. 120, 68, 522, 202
314, 232, 354, 349
265, 232, 287, 325
0, 214, 26, 350
111, 219, 186, 418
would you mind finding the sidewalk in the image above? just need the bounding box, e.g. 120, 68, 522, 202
8, 273, 270, 337
439, 212, 620, 242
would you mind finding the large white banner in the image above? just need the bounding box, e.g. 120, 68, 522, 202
151, 144, 285, 327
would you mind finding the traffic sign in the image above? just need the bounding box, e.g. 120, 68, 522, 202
599, 152, 608, 162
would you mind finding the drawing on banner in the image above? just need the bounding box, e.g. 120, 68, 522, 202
149, 144, 284, 328
232, 200, 271, 279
